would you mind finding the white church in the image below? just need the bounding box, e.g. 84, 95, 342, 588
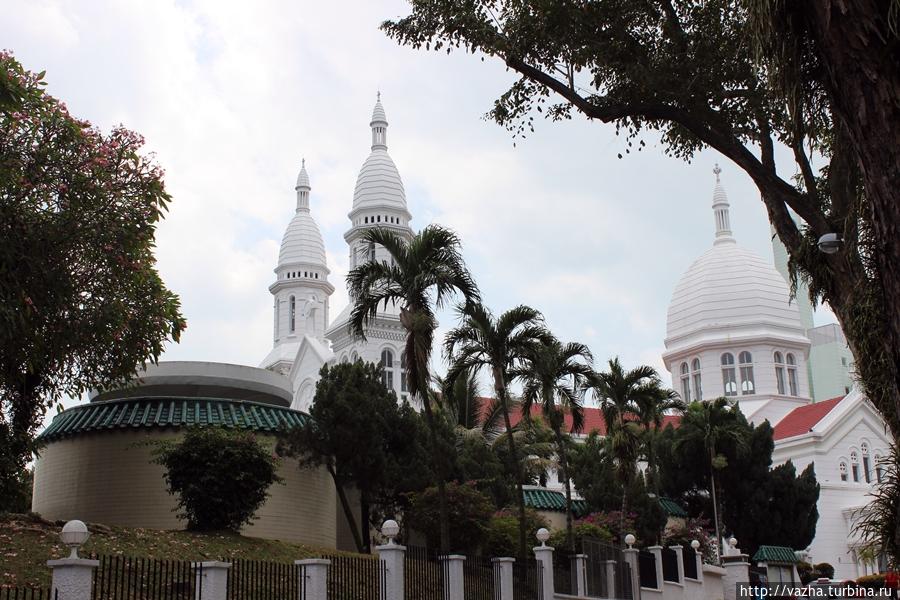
261, 96, 889, 580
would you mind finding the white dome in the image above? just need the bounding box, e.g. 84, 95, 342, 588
352, 149, 407, 211
665, 242, 803, 347
278, 212, 326, 268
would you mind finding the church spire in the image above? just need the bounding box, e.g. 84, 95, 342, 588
712, 164, 735, 245
295, 158, 310, 212
370, 92, 388, 151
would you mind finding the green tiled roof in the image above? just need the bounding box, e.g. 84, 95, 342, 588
659, 497, 688, 518
37, 397, 309, 442
753, 545, 799, 564
522, 488, 588, 516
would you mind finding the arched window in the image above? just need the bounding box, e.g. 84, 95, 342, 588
400, 352, 408, 396
738, 351, 755, 395
862, 443, 871, 483
774, 352, 786, 395
380, 349, 394, 390
351, 351, 359, 363
786, 353, 798, 396
875, 453, 883, 483
680, 362, 691, 401
691, 358, 702, 400
839, 461, 848, 482
289, 296, 296, 333
341, 355, 349, 364
721, 353, 737, 396
850, 451, 860, 482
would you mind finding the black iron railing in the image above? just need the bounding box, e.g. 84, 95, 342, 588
511, 561, 542, 600
661, 548, 680, 583
404, 546, 444, 600
1, 588, 55, 600
461, 554, 493, 600
682, 547, 698, 580
551, 550, 574, 595
92, 555, 199, 600
327, 554, 383, 600
638, 550, 657, 590
227, 558, 298, 600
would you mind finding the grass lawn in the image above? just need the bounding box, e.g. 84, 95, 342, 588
1, 513, 353, 588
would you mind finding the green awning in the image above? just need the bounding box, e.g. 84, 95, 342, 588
37, 396, 309, 442
753, 545, 799, 564
522, 488, 588, 516
659, 497, 688, 518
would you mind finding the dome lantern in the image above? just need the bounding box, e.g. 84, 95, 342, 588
712, 164, 735, 245
371, 92, 388, 151
295, 158, 311, 212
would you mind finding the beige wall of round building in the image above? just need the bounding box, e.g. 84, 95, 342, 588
32, 429, 336, 548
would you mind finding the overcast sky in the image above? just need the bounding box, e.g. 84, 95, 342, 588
4, 0, 834, 398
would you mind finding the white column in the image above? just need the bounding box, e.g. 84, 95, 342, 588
669, 545, 684, 583
442, 555, 465, 600
193, 561, 230, 600
296, 559, 331, 600
492, 558, 515, 600
47, 558, 99, 600
377, 542, 405, 600
622, 548, 641, 600
647, 546, 663, 590
604, 559, 617, 598
721, 555, 750, 600
533, 545, 554, 600
572, 554, 588, 597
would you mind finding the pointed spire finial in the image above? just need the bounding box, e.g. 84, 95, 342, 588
713, 163, 722, 182
302, 157, 305, 168
377, 90, 381, 102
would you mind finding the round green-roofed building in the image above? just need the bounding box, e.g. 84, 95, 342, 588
31, 361, 337, 548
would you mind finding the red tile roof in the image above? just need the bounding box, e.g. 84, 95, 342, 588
505, 403, 681, 435
772, 396, 844, 441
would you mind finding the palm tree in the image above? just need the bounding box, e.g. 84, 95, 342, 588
347, 224, 479, 554
516, 338, 593, 551
674, 398, 748, 563
592, 357, 677, 536
633, 382, 684, 494
444, 303, 553, 560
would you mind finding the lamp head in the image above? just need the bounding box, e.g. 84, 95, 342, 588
60, 520, 90, 559
381, 519, 400, 544
624, 534, 636, 549
728, 537, 738, 549
817, 232, 842, 254
536, 528, 550, 546
691, 540, 701, 551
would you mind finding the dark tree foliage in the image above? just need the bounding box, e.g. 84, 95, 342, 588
405, 480, 495, 554
277, 361, 426, 553
153, 427, 281, 532
0, 52, 185, 508
382, 0, 900, 444
658, 412, 819, 557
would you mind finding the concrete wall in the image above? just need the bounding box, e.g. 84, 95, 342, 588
32, 429, 336, 548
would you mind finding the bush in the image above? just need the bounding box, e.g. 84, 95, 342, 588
664, 517, 716, 565
857, 574, 887, 589
483, 509, 550, 557
798, 561, 837, 584
814, 563, 835, 579
549, 520, 612, 550
405, 481, 494, 554
153, 427, 282, 531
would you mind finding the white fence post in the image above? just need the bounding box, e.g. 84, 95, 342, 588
441, 555, 465, 600
376, 520, 405, 600
622, 534, 641, 600
604, 559, 617, 598
48, 520, 99, 600
669, 545, 684, 583
533, 529, 554, 600
295, 559, 331, 600
193, 562, 230, 600
647, 546, 663, 590
492, 558, 515, 600
572, 554, 587, 597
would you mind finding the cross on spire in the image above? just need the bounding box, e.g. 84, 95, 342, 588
713, 163, 722, 183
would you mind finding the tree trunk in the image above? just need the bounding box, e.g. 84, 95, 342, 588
709, 447, 722, 564
420, 390, 451, 554
360, 489, 371, 554
328, 464, 365, 554
554, 427, 576, 552
495, 369, 529, 562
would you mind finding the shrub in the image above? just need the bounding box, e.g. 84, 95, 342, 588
857, 574, 887, 589
483, 509, 550, 557
798, 561, 837, 584
153, 427, 282, 531
405, 481, 494, 554
549, 520, 612, 550
814, 563, 835, 580
663, 517, 716, 565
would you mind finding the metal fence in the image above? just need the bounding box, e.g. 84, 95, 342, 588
551, 550, 575, 596
637, 551, 657, 590
461, 555, 493, 600
1, 588, 55, 600
661, 548, 679, 583
91, 555, 199, 600
403, 546, 444, 600
581, 537, 633, 599
327, 554, 383, 600
511, 561, 542, 600
227, 558, 298, 600
682, 547, 698, 580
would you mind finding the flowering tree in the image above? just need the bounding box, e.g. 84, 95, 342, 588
0, 53, 185, 509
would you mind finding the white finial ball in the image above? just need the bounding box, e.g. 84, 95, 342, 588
624, 534, 636, 548
728, 537, 738, 548
381, 519, 400, 542
60, 520, 90, 559
536, 528, 550, 545
691, 540, 700, 550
